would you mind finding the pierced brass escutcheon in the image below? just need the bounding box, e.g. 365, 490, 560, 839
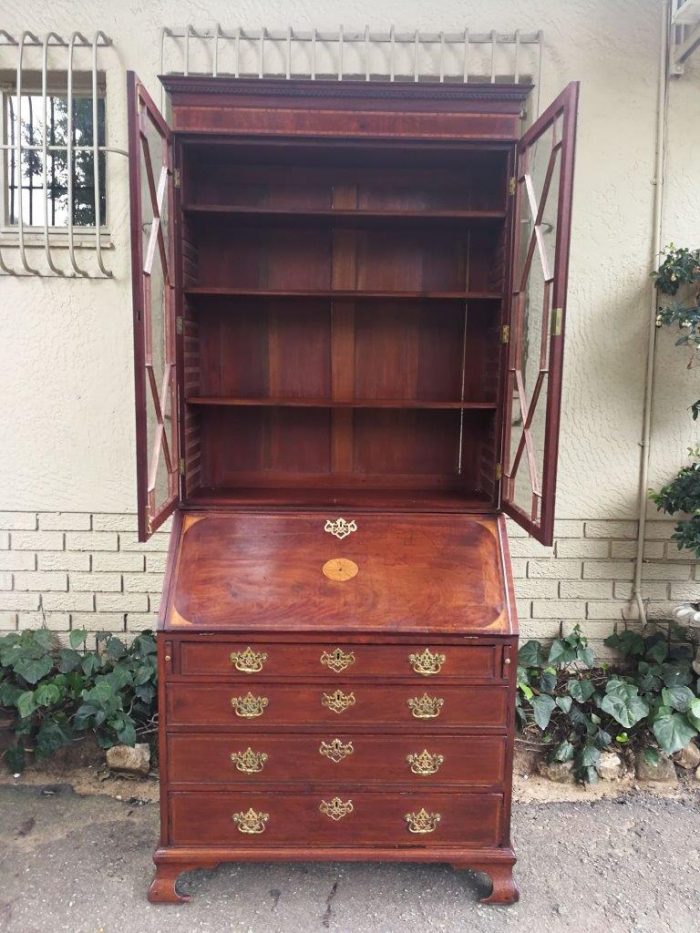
407, 749, 445, 776
231, 692, 269, 718
319, 797, 354, 821
232, 808, 269, 834
319, 738, 354, 763
405, 808, 441, 834
230, 747, 268, 773
407, 693, 444, 720
230, 646, 268, 673
322, 689, 356, 714
324, 517, 358, 540
409, 648, 446, 676
321, 647, 356, 673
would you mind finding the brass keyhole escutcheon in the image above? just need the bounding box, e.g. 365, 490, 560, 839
322, 558, 359, 581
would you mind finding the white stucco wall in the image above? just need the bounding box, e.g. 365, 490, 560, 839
0, 0, 698, 645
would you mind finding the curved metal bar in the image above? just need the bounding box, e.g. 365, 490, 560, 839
41, 32, 65, 275
92, 31, 111, 276
15, 31, 41, 274
66, 32, 89, 276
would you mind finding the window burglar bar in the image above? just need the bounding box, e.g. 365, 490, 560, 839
0, 30, 123, 277
160, 25, 543, 104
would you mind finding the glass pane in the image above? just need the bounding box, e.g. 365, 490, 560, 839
6, 93, 106, 227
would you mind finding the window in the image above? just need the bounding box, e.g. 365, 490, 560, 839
2, 73, 106, 229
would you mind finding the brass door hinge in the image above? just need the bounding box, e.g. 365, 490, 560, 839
508, 176, 517, 196
173, 168, 181, 188
551, 307, 563, 337
495, 463, 503, 481
176, 316, 184, 335
501, 324, 510, 345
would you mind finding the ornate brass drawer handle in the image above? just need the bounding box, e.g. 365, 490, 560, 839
409, 648, 446, 676
231, 692, 269, 718
319, 738, 354, 763
324, 517, 357, 540
322, 689, 356, 714
407, 693, 444, 719
407, 749, 445, 775
230, 747, 268, 773
320, 797, 354, 821
405, 808, 441, 834
230, 646, 268, 673
232, 808, 269, 834
321, 647, 356, 673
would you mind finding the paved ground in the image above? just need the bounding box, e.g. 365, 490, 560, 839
0, 784, 698, 933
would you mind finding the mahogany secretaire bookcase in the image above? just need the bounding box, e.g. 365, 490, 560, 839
127, 72, 578, 905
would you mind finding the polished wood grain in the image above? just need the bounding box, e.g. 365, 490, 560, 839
167, 732, 507, 787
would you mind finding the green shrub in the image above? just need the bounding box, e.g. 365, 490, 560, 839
517, 624, 700, 783
0, 628, 157, 772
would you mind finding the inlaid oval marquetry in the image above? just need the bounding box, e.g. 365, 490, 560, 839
322, 558, 359, 581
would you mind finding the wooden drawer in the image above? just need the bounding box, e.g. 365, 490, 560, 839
169, 790, 504, 848
168, 733, 507, 787
166, 682, 509, 729
178, 641, 503, 681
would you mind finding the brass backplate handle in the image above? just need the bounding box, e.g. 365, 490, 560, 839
407, 693, 444, 719
230, 646, 268, 673
231, 692, 269, 718
232, 808, 269, 834
407, 749, 444, 775
230, 747, 268, 773
405, 808, 441, 834
409, 648, 446, 676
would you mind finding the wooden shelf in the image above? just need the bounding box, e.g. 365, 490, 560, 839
183, 204, 506, 225
187, 397, 497, 410
187, 486, 494, 511
185, 287, 502, 301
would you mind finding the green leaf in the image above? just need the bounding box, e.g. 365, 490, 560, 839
687, 698, 700, 731
661, 686, 695, 713
652, 711, 698, 755
660, 662, 693, 688
553, 740, 575, 762
4, 745, 25, 772
35, 719, 73, 758
519, 683, 534, 701
604, 630, 645, 657
115, 720, 137, 746
57, 648, 82, 673
105, 637, 127, 660
81, 653, 102, 678
518, 640, 545, 668
595, 729, 612, 749
599, 680, 649, 729
539, 670, 557, 694
643, 747, 660, 765
646, 639, 668, 665
556, 696, 573, 714
579, 745, 600, 767
548, 639, 577, 666
531, 694, 556, 730
69, 628, 88, 649
16, 690, 36, 720
13, 654, 53, 685
33, 682, 62, 708
616, 732, 629, 744
567, 678, 595, 703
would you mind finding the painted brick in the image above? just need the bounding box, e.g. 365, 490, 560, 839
0, 512, 37, 530
561, 620, 619, 639
71, 612, 126, 632
669, 583, 700, 601
92, 513, 138, 532
123, 573, 164, 593
38, 552, 91, 571
559, 580, 614, 599
95, 593, 149, 613
14, 571, 68, 591
585, 601, 630, 620
582, 561, 634, 580
119, 533, 170, 553
644, 522, 677, 540
17, 612, 71, 631
640, 563, 692, 581
584, 521, 637, 539
41, 592, 94, 612
0, 552, 35, 571
125, 612, 158, 632
507, 538, 554, 559
515, 599, 531, 618
92, 552, 145, 572
646, 601, 685, 620
65, 532, 118, 552
11, 530, 63, 551
149, 593, 161, 612
0, 532, 8, 549
0, 611, 17, 629
38, 513, 91, 531
610, 540, 665, 559
145, 554, 167, 573
505, 521, 528, 538
664, 543, 695, 561
553, 520, 585, 538
509, 558, 528, 578
513, 579, 559, 599
70, 572, 122, 593
527, 559, 582, 579
0, 573, 12, 590
613, 581, 669, 600
518, 619, 562, 640
556, 539, 609, 558
531, 599, 586, 619
0, 592, 40, 610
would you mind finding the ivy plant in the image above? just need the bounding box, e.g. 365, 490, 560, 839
517, 624, 700, 783
0, 628, 157, 772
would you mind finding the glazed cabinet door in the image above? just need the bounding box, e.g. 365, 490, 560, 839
127, 72, 179, 541
502, 82, 579, 545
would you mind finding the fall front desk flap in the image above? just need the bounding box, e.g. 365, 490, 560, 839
161, 511, 516, 635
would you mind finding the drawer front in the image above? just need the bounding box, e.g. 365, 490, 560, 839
168, 733, 507, 786
166, 683, 509, 729
169, 790, 503, 848
179, 641, 501, 681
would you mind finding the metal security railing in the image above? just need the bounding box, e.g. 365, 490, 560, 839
670, 0, 700, 72
0, 30, 122, 277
